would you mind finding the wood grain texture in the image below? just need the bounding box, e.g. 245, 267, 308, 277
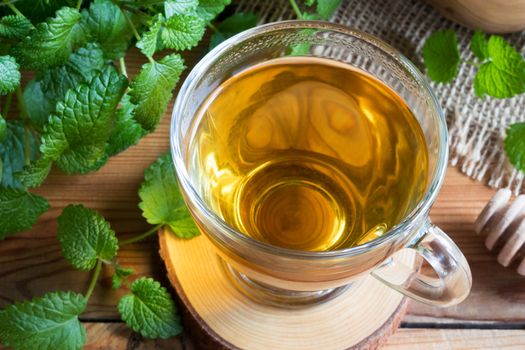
425, 0, 525, 33
384, 329, 525, 349
406, 172, 525, 324
6, 324, 524, 349
159, 230, 415, 350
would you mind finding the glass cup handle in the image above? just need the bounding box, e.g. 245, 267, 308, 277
371, 220, 472, 307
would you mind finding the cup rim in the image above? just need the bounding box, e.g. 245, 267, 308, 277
170, 20, 448, 260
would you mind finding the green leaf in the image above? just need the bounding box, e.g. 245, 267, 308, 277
0, 121, 39, 189
0, 15, 33, 40
196, 0, 231, 21
58, 204, 118, 271
118, 277, 182, 339
106, 94, 145, 157
165, 0, 198, 17
15, 158, 53, 188
0, 55, 20, 95
81, 0, 133, 59
474, 35, 525, 99
0, 291, 86, 350
139, 153, 199, 238
129, 54, 185, 132
505, 122, 525, 172
470, 29, 489, 61
23, 44, 106, 130
0, 187, 49, 239
13, 0, 71, 22
40, 66, 128, 174
316, 0, 341, 19
136, 14, 163, 57
112, 266, 134, 290
209, 12, 258, 49
304, 0, 315, 6
0, 114, 5, 142
161, 14, 206, 51
422, 29, 460, 83
14, 7, 84, 71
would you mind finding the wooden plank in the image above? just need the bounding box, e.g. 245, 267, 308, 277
384, 329, 525, 349
407, 172, 525, 324
4, 324, 523, 350
83, 323, 191, 350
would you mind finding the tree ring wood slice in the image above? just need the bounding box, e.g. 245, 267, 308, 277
159, 229, 416, 350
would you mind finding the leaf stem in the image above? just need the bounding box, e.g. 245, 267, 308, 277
15, 87, 31, 165
3, 1, 24, 17
120, 224, 163, 246
289, 0, 303, 19
3, 93, 12, 117
207, 22, 219, 33
123, 9, 142, 42
465, 60, 482, 68
119, 57, 128, 78
85, 259, 102, 301
76, 0, 83, 10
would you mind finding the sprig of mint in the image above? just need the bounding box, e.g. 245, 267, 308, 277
422, 29, 525, 99
0, 153, 198, 349
422, 28, 525, 175
0, 0, 232, 237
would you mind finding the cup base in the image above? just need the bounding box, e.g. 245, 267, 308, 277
221, 260, 350, 309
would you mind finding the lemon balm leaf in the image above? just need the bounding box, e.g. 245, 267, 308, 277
474, 35, 525, 99
422, 29, 460, 83
57, 204, 118, 271
0, 55, 21, 95
0, 121, 39, 189
136, 14, 163, 57
165, 0, 198, 18
13, 7, 84, 71
0, 15, 33, 40
0, 187, 49, 239
129, 54, 185, 132
23, 44, 106, 130
15, 158, 53, 188
139, 153, 199, 238
505, 122, 525, 172
316, 0, 342, 19
40, 66, 128, 174
0, 291, 86, 350
470, 29, 489, 61
112, 266, 134, 290
196, 0, 231, 21
80, 0, 133, 59
161, 14, 206, 51
118, 277, 182, 339
106, 94, 145, 157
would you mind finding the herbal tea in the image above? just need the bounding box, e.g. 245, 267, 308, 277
187, 57, 428, 251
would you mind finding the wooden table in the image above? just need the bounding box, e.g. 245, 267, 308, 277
1, 46, 525, 349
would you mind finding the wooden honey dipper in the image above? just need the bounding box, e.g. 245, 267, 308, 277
475, 189, 525, 275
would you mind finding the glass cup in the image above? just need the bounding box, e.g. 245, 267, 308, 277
170, 21, 472, 308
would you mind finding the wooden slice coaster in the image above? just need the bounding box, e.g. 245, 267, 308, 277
159, 229, 416, 350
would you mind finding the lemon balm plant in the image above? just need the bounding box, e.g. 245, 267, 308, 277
0, 0, 247, 348
0, 0, 236, 237
422, 29, 525, 173
0, 0, 343, 348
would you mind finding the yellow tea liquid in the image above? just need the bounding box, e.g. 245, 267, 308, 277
187, 57, 428, 251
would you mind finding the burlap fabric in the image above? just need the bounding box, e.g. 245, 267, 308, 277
236, 0, 525, 193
